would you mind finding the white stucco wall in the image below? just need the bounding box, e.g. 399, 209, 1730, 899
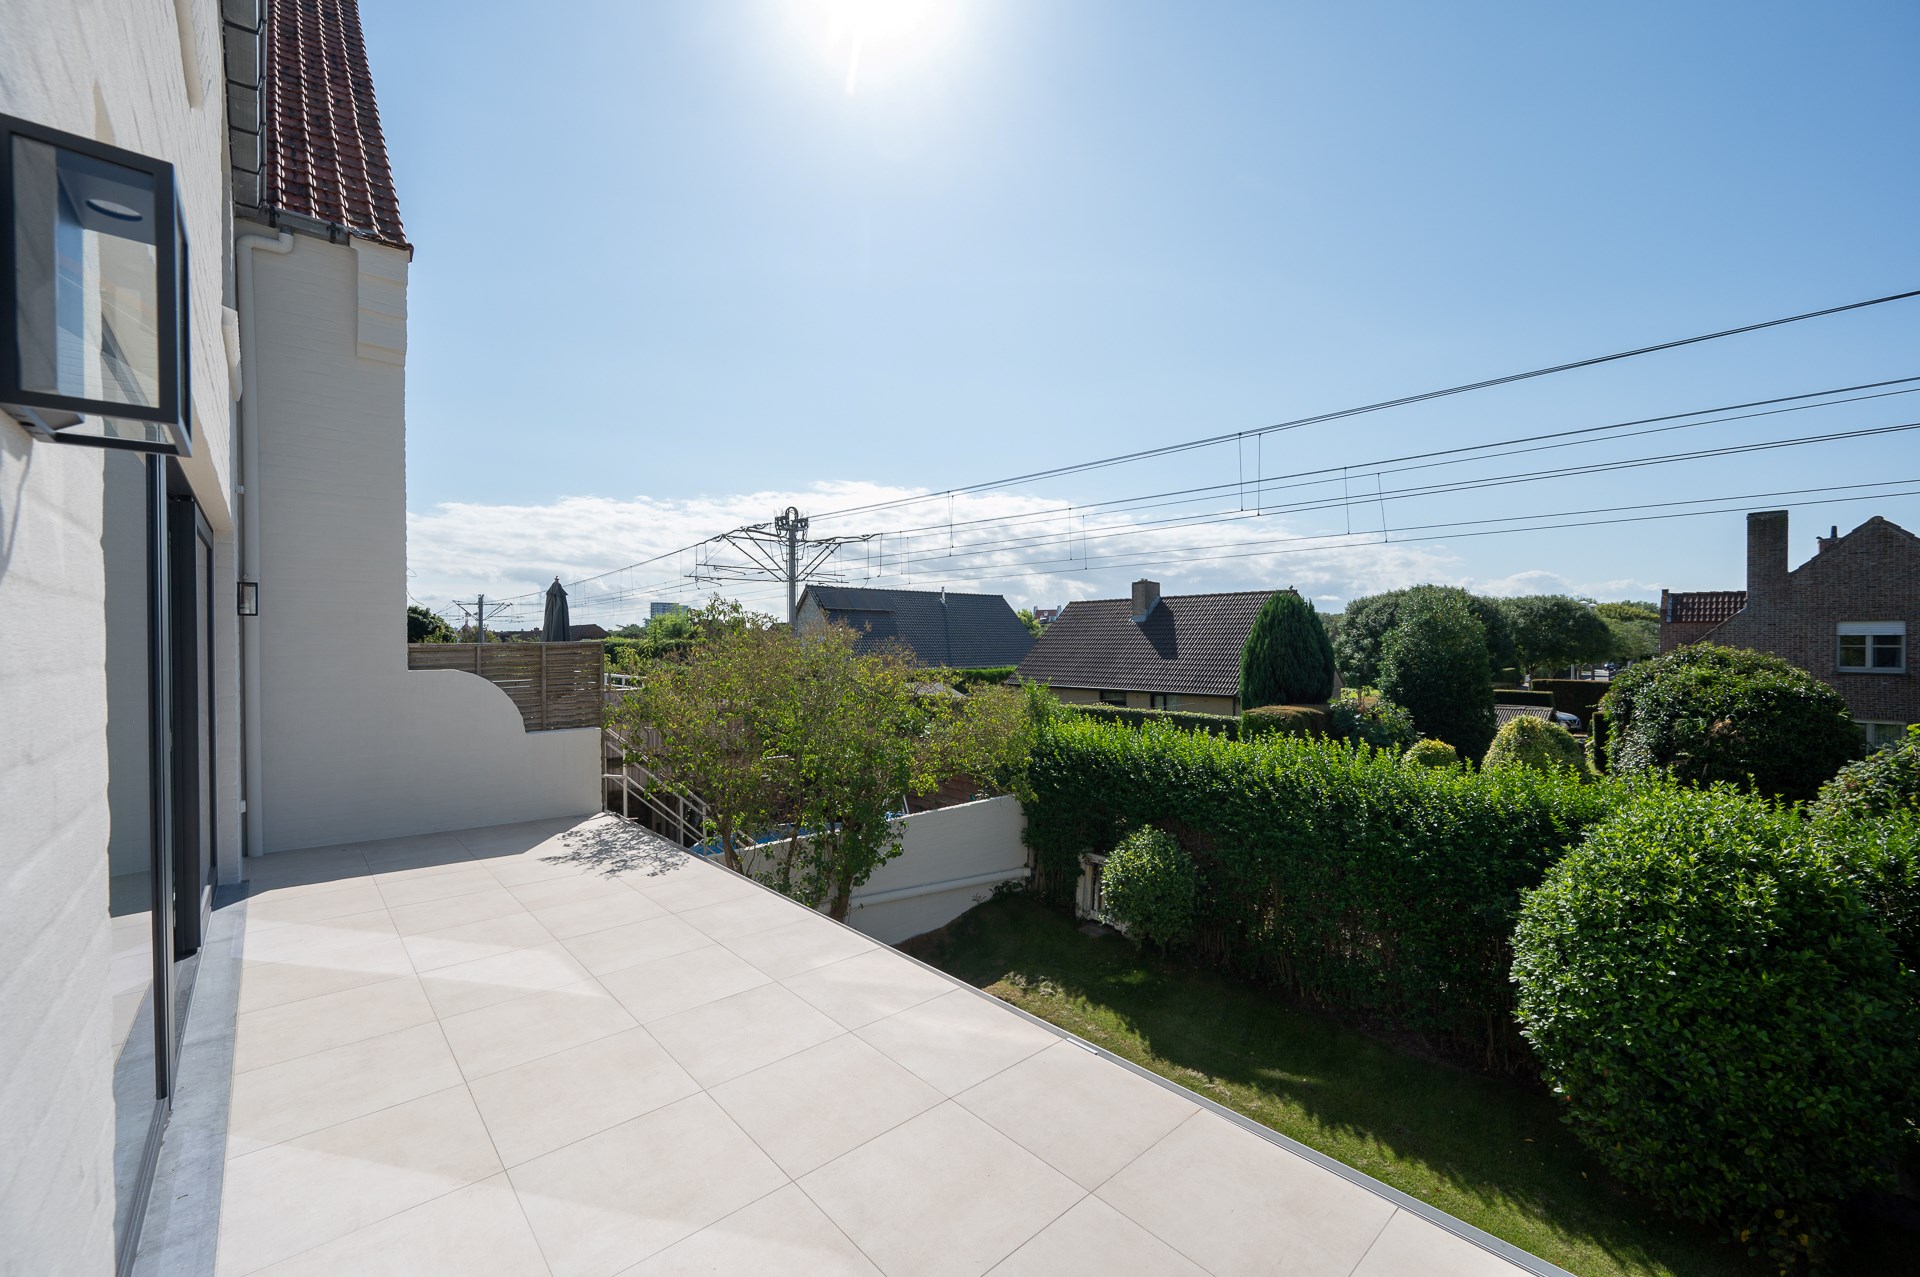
0, 3, 237, 1272
247, 235, 599, 852
842, 796, 1030, 942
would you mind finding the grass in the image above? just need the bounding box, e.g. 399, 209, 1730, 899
906, 893, 1767, 1277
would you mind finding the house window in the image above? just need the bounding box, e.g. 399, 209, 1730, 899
1150, 693, 1183, 711
1097, 689, 1127, 706
1837, 622, 1906, 674
1859, 721, 1911, 751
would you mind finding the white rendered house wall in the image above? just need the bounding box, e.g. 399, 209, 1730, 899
246, 234, 599, 852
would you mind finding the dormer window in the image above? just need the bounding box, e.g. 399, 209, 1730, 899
1837, 622, 1905, 674
1, 114, 189, 454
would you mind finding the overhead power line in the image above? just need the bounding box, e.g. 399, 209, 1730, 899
809, 287, 1920, 523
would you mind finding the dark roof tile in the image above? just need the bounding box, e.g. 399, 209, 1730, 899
801, 586, 1034, 669
1016, 589, 1281, 698
1663, 590, 1747, 625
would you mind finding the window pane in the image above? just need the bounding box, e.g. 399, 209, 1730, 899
12, 137, 160, 408
1871, 635, 1904, 669
1838, 635, 1868, 668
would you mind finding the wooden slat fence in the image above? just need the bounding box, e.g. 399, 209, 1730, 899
407, 641, 604, 731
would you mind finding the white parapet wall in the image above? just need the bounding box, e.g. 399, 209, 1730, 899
842, 796, 1029, 944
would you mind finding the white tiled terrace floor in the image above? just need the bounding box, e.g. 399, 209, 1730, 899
212, 814, 1536, 1277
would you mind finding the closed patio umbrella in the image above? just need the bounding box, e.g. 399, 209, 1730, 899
541, 577, 572, 642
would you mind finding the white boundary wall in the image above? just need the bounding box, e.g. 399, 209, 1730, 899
843, 797, 1029, 943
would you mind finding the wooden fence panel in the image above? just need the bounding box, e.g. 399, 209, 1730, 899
407, 641, 604, 731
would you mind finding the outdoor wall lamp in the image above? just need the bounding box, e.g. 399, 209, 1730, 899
236, 581, 259, 617
0, 113, 191, 455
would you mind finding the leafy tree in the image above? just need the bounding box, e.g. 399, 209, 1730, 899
1336, 586, 1516, 688
1239, 592, 1337, 709
407, 604, 454, 643
1593, 600, 1659, 623
1495, 595, 1613, 677
1015, 608, 1043, 638
612, 623, 646, 638
1377, 592, 1496, 760
1811, 724, 1920, 821
1601, 643, 1860, 803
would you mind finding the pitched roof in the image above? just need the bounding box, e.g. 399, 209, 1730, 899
1016, 589, 1281, 698
260, 0, 409, 249
800, 586, 1035, 669
1662, 590, 1747, 625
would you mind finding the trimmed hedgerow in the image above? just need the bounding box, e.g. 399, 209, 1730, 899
1483, 715, 1591, 781
1512, 786, 1920, 1269
1023, 717, 1621, 1065
1529, 678, 1609, 720
1100, 826, 1197, 949
1600, 644, 1860, 802
1404, 738, 1459, 768
1065, 704, 1240, 737
1326, 691, 1418, 753
1239, 703, 1330, 740
1811, 724, 1920, 821
1493, 689, 1556, 708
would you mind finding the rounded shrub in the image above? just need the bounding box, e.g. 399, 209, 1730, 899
1811, 724, 1920, 821
1100, 826, 1197, 949
1403, 738, 1459, 768
1512, 786, 1920, 1267
1240, 703, 1329, 739
1378, 592, 1497, 761
1601, 643, 1860, 803
1483, 714, 1590, 780
1327, 691, 1418, 753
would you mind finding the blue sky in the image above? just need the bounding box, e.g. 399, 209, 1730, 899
363, 1, 1920, 626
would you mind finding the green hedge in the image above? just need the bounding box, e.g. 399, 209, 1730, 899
1239, 703, 1330, 739
934, 666, 1018, 690
1024, 717, 1621, 1065
1065, 704, 1241, 738
1529, 678, 1608, 719
1493, 689, 1555, 708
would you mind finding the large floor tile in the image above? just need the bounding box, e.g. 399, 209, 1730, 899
235, 938, 415, 1014
957, 1041, 1196, 1189
856, 989, 1056, 1096
216, 1087, 502, 1275
710, 1034, 942, 1177
225, 1023, 465, 1157
560, 914, 712, 978
403, 913, 556, 973
645, 983, 843, 1087
241, 910, 398, 966
619, 1185, 880, 1277
509, 1093, 786, 1277
388, 886, 528, 937
720, 915, 875, 981
375, 867, 503, 910
253, 1174, 549, 1277
986, 1195, 1206, 1277
507, 873, 639, 913
1096, 1111, 1396, 1277
233, 975, 434, 1073
799, 1103, 1083, 1277
1350, 1210, 1527, 1277
470, 1027, 700, 1167
420, 940, 594, 1019
676, 892, 804, 942
531, 890, 666, 940
626, 863, 761, 913
595, 944, 769, 1024
439, 978, 637, 1079
244, 881, 386, 929
783, 948, 953, 1028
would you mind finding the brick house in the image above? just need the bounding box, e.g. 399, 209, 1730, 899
1660, 510, 1918, 745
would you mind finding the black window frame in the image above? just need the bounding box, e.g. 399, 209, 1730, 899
0, 112, 190, 456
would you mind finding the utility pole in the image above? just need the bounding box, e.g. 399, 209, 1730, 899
449, 595, 513, 642
689, 508, 875, 625
776, 506, 807, 625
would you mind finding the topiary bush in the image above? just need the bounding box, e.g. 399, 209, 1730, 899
1601, 643, 1861, 803
1327, 691, 1418, 753
1378, 591, 1497, 761
1240, 592, 1338, 709
1067, 703, 1241, 737
1404, 738, 1459, 768
1239, 703, 1331, 739
1811, 724, 1920, 821
1483, 714, 1591, 781
1100, 826, 1197, 949
1512, 786, 1920, 1268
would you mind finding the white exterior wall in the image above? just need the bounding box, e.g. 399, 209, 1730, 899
247, 235, 598, 852
0, 2, 237, 1272
843, 797, 1030, 943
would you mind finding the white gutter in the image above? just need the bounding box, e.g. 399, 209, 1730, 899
234, 229, 293, 857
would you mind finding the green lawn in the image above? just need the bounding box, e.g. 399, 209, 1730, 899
906, 894, 1765, 1277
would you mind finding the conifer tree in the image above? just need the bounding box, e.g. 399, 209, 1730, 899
1240, 592, 1337, 709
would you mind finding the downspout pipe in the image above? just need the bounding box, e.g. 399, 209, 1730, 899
235, 229, 293, 857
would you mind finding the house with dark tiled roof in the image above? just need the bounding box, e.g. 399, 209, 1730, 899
796, 586, 1034, 669
1661, 511, 1920, 746
1016, 580, 1282, 715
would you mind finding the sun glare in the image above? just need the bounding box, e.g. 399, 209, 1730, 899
785, 0, 966, 95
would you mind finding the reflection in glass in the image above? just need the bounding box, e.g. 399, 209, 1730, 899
11, 136, 161, 408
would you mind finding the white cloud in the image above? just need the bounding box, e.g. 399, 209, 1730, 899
1470, 569, 1662, 601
